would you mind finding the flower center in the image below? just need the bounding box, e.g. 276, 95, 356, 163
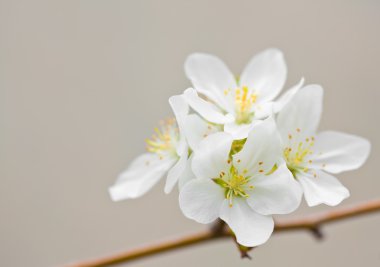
145, 118, 179, 159
213, 165, 253, 207
283, 128, 315, 176
224, 86, 257, 124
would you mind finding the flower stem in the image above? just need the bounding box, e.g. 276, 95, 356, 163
66, 199, 380, 267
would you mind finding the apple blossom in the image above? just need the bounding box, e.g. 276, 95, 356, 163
179, 118, 302, 247
277, 85, 371, 206
109, 95, 190, 201
183, 49, 304, 139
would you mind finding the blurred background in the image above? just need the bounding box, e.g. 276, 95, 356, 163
1, 0, 379, 266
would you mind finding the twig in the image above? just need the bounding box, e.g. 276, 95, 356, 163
66, 199, 380, 267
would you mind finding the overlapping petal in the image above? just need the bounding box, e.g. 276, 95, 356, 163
184, 88, 234, 124
246, 164, 302, 215
179, 179, 225, 224
310, 131, 371, 174
240, 49, 287, 103
165, 153, 188, 194
233, 118, 281, 175
183, 114, 221, 151
192, 132, 233, 180
220, 199, 274, 247
277, 85, 323, 139
185, 53, 237, 111
297, 170, 350, 207
109, 153, 176, 201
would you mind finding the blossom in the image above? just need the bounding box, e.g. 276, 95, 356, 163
109, 95, 190, 201
183, 49, 303, 139
179, 119, 302, 246
277, 85, 371, 206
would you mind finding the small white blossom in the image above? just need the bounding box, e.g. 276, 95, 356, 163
179, 118, 302, 247
183, 49, 303, 139
277, 85, 371, 206
109, 95, 190, 201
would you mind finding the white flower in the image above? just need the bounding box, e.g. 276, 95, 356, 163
109, 95, 190, 201
183, 48, 304, 139
179, 119, 302, 247
277, 85, 371, 207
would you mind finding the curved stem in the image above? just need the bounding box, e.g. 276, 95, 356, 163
66, 199, 380, 267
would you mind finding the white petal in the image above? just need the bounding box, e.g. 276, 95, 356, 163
169, 94, 189, 129
220, 199, 274, 247
273, 77, 305, 113
233, 118, 281, 175
246, 164, 302, 215
192, 132, 233, 179
169, 95, 189, 155
165, 152, 188, 194
179, 179, 225, 224
184, 88, 234, 124
276, 84, 323, 139
240, 49, 287, 103
253, 101, 275, 119
297, 170, 350, 207
223, 120, 262, 140
109, 153, 176, 201
183, 114, 221, 151
310, 131, 371, 174
185, 53, 237, 111
178, 154, 196, 190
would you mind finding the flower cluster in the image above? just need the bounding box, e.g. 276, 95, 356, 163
109, 49, 371, 247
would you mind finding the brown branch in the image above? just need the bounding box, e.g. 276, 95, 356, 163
66, 199, 380, 267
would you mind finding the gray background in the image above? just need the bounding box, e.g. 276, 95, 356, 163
1, 0, 380, 266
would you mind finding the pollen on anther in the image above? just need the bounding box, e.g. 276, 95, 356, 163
308, 160, 313, 163
296, 128, 301, 132
259, 169, 264, 173
227, 159, 231, 164
259, 161, 263, 165
237, 159, 241, 163
288, 134, 292, 139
